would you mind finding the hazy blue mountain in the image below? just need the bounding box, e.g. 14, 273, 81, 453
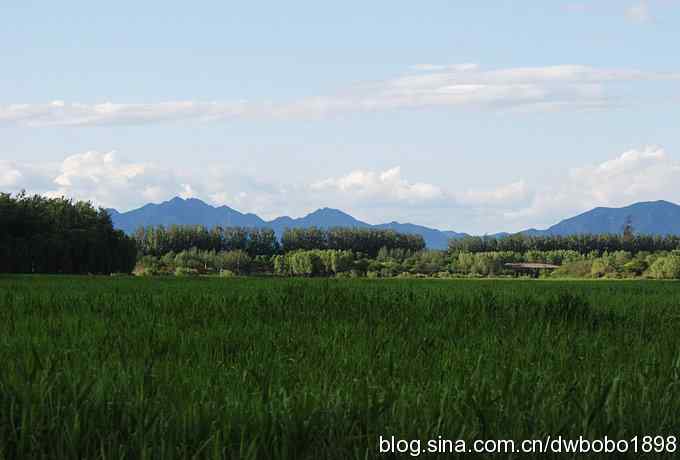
530, 200, 680, 236
110, 197, 266, 234
267, 208, 371, 235
518, 228, 549, 237
485, 201, 680, 238
109, 197, 680, 250
486, 231, 511, 239
109, 197, 465, 249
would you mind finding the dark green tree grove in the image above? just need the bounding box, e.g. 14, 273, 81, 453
449, 233, 680, 256
134, 226, 280, 257
135, 225, 424, 259
0, 192, 136, 274
282, 227, 425, 257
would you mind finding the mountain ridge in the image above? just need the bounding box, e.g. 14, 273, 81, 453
523, 200, 680, 237
109, 197, 680, 249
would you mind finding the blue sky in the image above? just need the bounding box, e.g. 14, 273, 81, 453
2, 0, 680, 233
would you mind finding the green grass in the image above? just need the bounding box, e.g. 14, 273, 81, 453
2, 276, 680, 459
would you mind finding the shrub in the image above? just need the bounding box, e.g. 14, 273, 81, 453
623, 259, 648, 276
552, 260, 593, 278
590, 259, 616, 278
647, 255, 680, 279
218, 250, 252, 275
175, 267, 199, 277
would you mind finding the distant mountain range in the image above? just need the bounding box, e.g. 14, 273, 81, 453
108, 197, 467, 249
523, 200, 680, 236
108, 198, 680, 249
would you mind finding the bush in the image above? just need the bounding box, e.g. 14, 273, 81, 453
218, 250, 252, 275
552, 260, 593, 278
647, 255, 680, 279
175, 267, 199, 277
590, 259, 616, 278
623, 259, 648, 276
134, 255, 162, 276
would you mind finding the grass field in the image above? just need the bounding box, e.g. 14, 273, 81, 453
2, 276, 680, 458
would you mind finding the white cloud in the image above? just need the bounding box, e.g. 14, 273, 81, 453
626, 1, 653, 22
569, 145, 675, 203
305, 147, 680, 232
38, 151, 188, 209
0, 162, 23, 187
37, 153, 297, 217
504, 146, 680, 228
54, 151, 144, 187
311, 166, 444, 204
0, 160, 56, 191
0, 101, 253, 127
5, 146, 680, 234
179, 183, 197, 199
1, 64, 678, 127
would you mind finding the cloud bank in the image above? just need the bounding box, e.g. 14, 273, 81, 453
1, 64, 678, 127
3, 146, 679, 233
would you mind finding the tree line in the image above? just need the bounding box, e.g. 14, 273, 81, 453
134, 246, 437, 278
134, 225, 426, 258
280, 227, 425, 256
448, 233, 680, 255
134, 245, 680, 279
7, 191, 680, 280
134, 226, 280, 257
0, 193, 136, 274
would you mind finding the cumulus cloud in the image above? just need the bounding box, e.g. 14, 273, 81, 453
569, 145, 676, 203
504, 146, 680, 227
32, 152, 297, 216
0, 162, 23, 187
4, 146, 680, 234
35, 151, 188, 209
54, 151, 144, 187
1, 64, 678, 127
311, 167, 444, 204
306, 147, 680, 232
310, 166, 537, 212
0, 160, 56, 191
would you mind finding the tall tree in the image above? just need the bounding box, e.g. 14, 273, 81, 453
0, 192, 137, 274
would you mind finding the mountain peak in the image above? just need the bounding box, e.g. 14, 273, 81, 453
630, 199, 675, 207
294, 207, 369, 228
306, 207, 353, 218
545, 200, 680, 236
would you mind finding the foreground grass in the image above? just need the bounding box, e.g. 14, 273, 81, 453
2, 276, 680, 459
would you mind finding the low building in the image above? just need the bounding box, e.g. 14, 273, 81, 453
504, 262, 560, 278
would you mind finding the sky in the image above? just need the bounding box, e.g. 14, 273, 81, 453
1, 0, 680, 234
